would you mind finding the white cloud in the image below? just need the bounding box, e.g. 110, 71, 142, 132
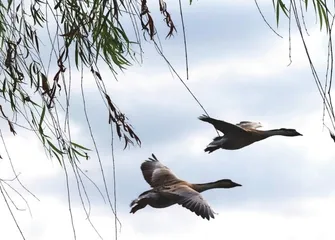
121, 196, 335, 240
2, 195, 333, 240
69, 25, 328, 111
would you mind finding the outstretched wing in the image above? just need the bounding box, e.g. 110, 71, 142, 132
236, 121, 262, 130
163, 185, 215, 220
198, 114, 246, 135
140, 154, 180, 188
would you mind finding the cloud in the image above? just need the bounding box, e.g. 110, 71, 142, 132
125, 198, 335, 240
2, 195, 334, 240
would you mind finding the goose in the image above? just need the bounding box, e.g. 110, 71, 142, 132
198, 114, 302, 153
130, 154, 241, 220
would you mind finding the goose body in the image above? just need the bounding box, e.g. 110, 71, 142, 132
130, 154, 241, 220
198, 115, 302, 153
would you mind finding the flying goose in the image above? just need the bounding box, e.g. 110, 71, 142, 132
198, 114, 302, 153
130, 154, 241, 220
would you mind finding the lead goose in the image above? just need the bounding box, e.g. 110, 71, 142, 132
198, 114, 302, 153
130, 154, 241, 220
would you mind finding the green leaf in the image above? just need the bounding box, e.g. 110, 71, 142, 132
39, 104, 45, 134
2, 78, 6, 98
317, 0, 323, 30
276, 1, 280, 26
8, 89, 16, 111
47, 140, 64, 155
71, 148, 88, 159
52, 150, 63, 166
75, 40, 79, 68
317, 0, 329, 32
35, 34, 39, 52
30, 110, 37, 128
30, 99, 40, 107
278, 0, 289, 17
311, 0, 317, 14
70, 141, 91, 151
274, 0, 289, 26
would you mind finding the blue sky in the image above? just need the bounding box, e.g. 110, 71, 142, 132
1, 1, 335, 239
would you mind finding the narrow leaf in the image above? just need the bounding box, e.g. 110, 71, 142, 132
70, 141, 91, 151
47, 140, 64, 155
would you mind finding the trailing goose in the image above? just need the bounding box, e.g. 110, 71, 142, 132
130, 154, 241, 220
198, 114, 302, 153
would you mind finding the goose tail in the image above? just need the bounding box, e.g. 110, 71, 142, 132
129, 199, 138, 207
204, 136, 226, 154
204, 145, 221, 154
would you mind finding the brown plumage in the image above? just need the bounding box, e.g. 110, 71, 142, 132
130, 154, 242, 220
199, 115, 302, 153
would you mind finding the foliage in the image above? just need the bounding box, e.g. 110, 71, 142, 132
0, 0, 180, 165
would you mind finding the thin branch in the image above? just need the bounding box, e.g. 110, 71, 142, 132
298, 0, 310, 35
153, 40, 210, 116
77, 168, 106, 203
178, 0, 190, 80
0, 183, 26, 240
0, 130, 40, 201
1, 179, 33, 216
1, 182, 25, 211
80, 62, 122, 229
111, 123, 120, 238
288, 2, 293, 66
61, 157, 77, 240
71, 161, 104, 240
152, 39, 220, 136
254, 0, 283, 38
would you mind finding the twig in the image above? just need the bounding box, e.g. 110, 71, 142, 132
254, 0, 283, 38
111, 123, 120, 238
288, 2, 293, 66
0, 130, 40, 202
0, 184, 26, 240
80, 62, 122, 229
178, 0, 190, 80
152, 40, 220, 136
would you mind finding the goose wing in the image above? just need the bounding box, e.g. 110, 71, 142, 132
163, 185, 215, 220
236, 121, 262, 130
198, 114, 246, 135
140, 154, 181, 188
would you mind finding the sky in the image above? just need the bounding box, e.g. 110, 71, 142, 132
1, 0, 335, 239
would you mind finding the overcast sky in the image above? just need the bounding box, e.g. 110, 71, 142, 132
1, 1, 335, 240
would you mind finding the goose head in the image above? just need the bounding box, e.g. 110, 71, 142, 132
278, 128, 303, 136
214, 179, 242, 188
